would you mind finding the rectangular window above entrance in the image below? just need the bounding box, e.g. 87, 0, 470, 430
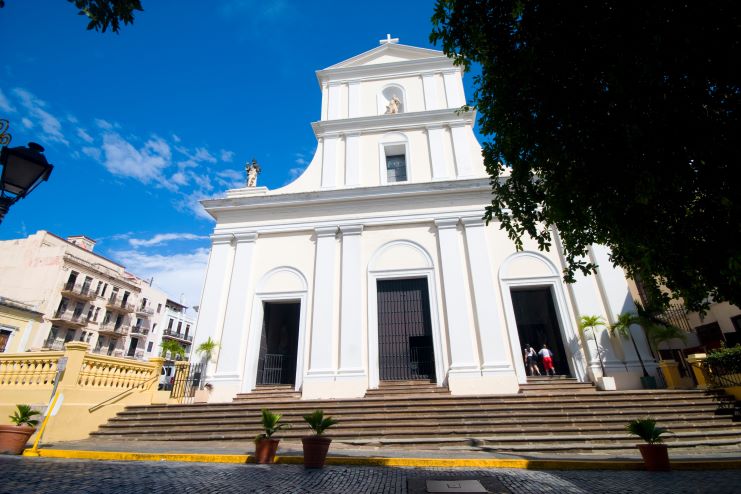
386, 155, 407, 183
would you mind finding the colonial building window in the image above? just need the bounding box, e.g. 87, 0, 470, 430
386, 154, 407, 182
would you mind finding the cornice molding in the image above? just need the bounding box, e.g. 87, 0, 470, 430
316, 56, 459, 84
312, 109, 476, 137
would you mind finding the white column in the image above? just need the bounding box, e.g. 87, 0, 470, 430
321, 135, 338, 188
327, 82, 342, 120
215, 232, 257, 378
443, 70, 465, 108
344, 132, 361, 186
461, 217, 515, 375
348, 81, 361, 118
422, 73, 440, 110
338, 225, 364, 377
450, 124, 474, 177
434, 218, 478, 375
307, 226, 338, 378
193, 234, 234, 353
426, 125, 448, 180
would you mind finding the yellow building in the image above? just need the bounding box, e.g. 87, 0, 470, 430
0, 296, 44, 353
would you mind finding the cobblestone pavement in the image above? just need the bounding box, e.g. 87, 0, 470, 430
2, 456, 740, 494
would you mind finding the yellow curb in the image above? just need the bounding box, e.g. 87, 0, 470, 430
20, 449, 741, 471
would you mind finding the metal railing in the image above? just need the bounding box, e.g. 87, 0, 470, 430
659, 304, 693, 333
162, 329, 193, 342
98, 322, 129, 336
130, 325, 149, 335
136, 305, 155, 316
61, 281, 97, 300
105, 296, 136, 313
43, 337, 67, 351
50, 309, 87, 326
260, 354, 286, 385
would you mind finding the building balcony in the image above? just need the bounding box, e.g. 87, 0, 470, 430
105, 296, 136, 313
98, 322, 129, 337
60, 281, 98, 301
130, 325, 150, 336
42, 337, 67, 351
136, 305, 155, 316
49, 309, 87, 328
162, 329, 193, 343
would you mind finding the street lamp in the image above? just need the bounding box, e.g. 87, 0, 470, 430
0, 138, 54, 224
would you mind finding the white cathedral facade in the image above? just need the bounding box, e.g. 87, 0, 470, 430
194, 38, 659, 402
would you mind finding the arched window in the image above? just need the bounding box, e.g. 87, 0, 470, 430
378, 132, 409, 184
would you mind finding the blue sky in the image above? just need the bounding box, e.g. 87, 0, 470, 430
0, 0, 479, 307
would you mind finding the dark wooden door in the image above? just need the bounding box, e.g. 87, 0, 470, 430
377, 278, 435, 381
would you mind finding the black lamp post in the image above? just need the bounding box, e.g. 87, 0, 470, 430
0, 138, 54, 224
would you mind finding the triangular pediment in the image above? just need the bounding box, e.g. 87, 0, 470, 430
325, 43, 445, 70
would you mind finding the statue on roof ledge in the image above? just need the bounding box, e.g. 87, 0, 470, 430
246, 159, 261, 187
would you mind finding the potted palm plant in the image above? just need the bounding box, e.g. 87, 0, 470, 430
0, 405, 40, 455
626, 417, 671, 471
578, 315, 615, 390
254, 409, 288, 464
301, 409, 339, 468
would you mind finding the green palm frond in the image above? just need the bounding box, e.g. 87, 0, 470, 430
303, 410, 339, 436
10, 404, 40, 427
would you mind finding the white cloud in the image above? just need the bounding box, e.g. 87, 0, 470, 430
287, 165, 306, 180
0, 89, 16, 113
194, 147, 217, 163
110, 248, 210, 308
172, 134, 181, 143
170, 171, 189, 186
12, 88, 68, 145
128, 233, 208, 248
66, 114, 78, 124
21, 117, 33, 129
176, 191, 215, 221
190, 172, 214, 192
82, 147, 102, 161
214, 168, 244, 189
99, 132, 173, 187
77, 128, 94, 143
220, 149, 235, 162
95, 118, 114, 130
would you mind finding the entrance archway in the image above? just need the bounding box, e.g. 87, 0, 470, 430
376, 278, 435, 382
510, 287, 570, 376
256, 301, 300, 385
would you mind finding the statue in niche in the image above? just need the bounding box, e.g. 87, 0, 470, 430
385, 94, 401, 114
245, 159, 261, 187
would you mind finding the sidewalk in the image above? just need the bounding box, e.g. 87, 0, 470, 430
24, 438, 741, 470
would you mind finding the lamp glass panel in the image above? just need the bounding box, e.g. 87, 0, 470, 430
2, 155, 47, 194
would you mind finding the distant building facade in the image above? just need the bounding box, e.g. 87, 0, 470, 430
0, 296, 44, 353
0, 230, 168, 359
145, 298, 196, 361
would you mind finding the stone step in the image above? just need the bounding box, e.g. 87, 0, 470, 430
93, 383, 739, 453
91, 427, 741, 445
98, 416, 737, 435
110, 404, 726, 423
123, 394, 730, 415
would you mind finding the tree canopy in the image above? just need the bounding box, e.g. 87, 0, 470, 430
431, 1, 741, 311
68, 0, 142, 33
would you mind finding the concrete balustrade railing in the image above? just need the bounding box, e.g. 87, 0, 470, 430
0, 342, 165, 442
0, 352, 65, 388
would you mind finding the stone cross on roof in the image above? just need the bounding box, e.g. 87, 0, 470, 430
379, 34, 399, 45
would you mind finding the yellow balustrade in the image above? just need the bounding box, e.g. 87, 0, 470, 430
0, 342, 166, 442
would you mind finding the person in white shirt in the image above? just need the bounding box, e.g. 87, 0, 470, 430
523, 344, 541, 376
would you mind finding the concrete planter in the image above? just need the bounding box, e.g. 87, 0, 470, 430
597, 376, 616, 390
0, 425, 36, 455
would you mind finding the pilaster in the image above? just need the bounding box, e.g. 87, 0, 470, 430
338, 225, 365, 387
214, 232, 257, 379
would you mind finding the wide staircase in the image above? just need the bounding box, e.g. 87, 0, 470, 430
90, 378, 741, 453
